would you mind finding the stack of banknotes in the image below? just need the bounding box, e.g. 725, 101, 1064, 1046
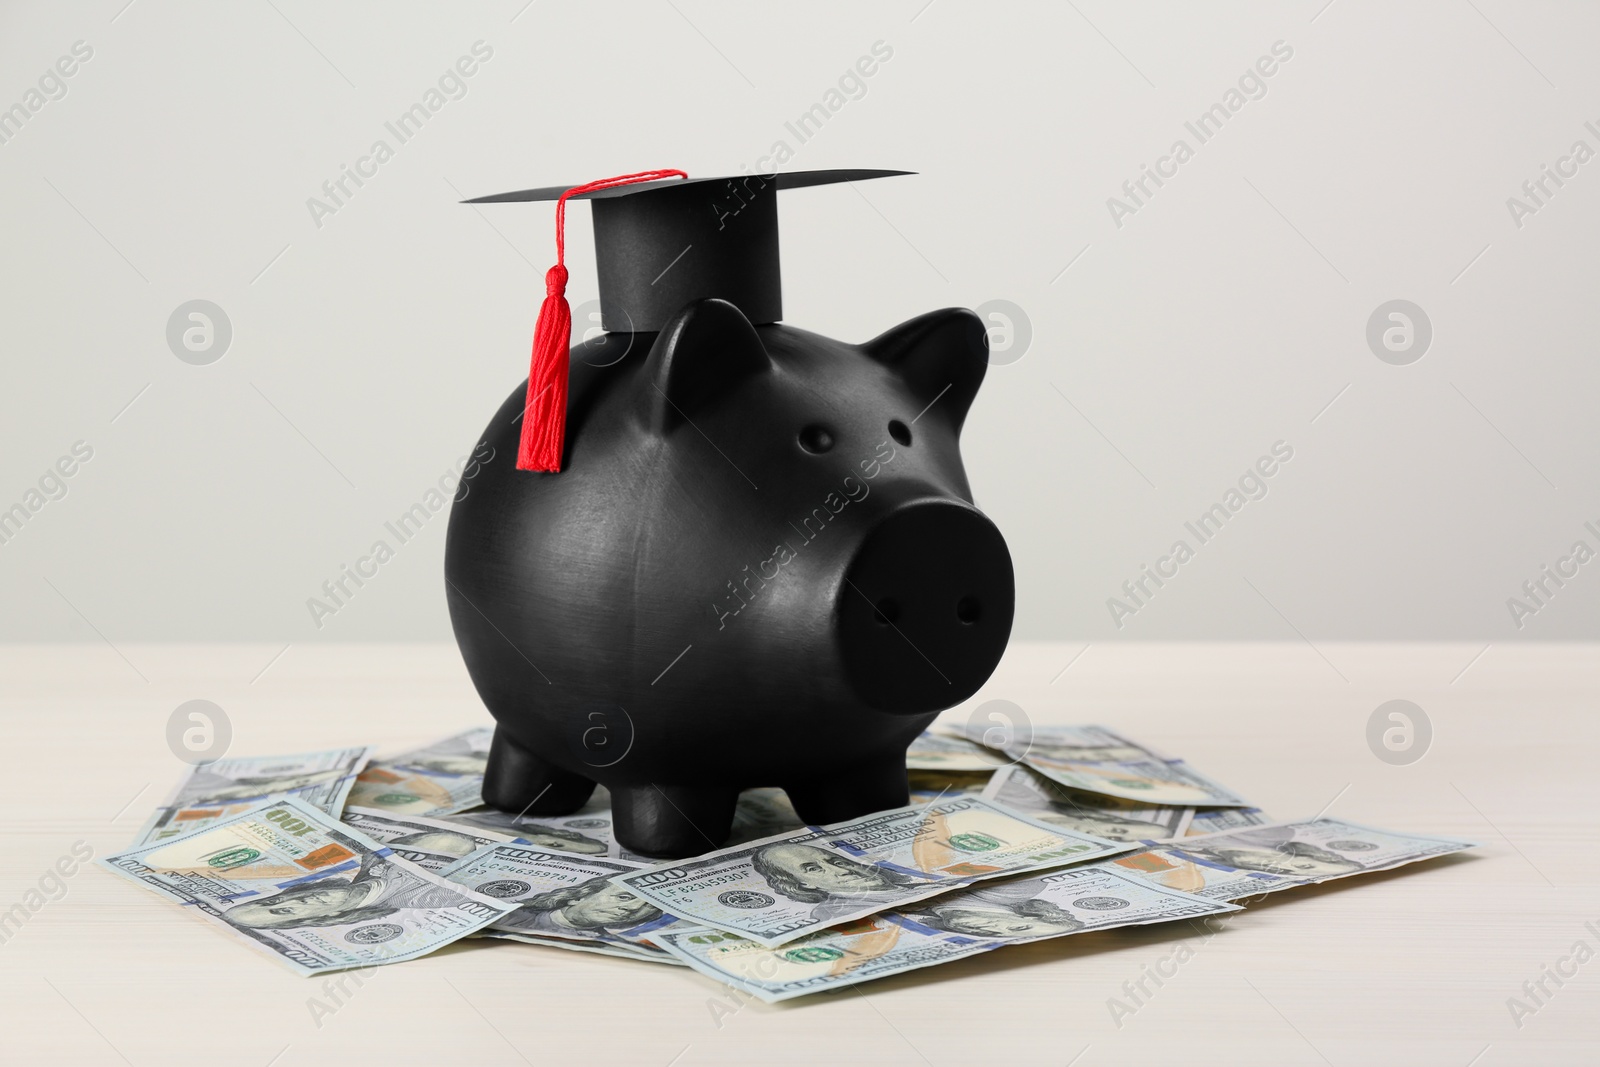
102, 722, 1476, 999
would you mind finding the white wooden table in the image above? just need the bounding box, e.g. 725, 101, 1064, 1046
3, 641, 1595, 1065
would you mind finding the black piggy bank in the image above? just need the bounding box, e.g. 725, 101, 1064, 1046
444, 298, 1014, 857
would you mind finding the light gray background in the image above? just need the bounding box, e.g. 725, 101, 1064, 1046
4, 0, 1598, 643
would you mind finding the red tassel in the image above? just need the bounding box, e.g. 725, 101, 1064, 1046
516, 265, 573, 471
516, 168, 689, 472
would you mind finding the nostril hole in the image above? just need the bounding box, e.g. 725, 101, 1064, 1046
799, 424, 835, 454
873, 598, 900, 626
956, 596, 981, 624
889, 420, 912, 446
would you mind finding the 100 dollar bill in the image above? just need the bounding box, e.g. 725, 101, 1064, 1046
908, 770, 995, 808
1186, 806, 1271, 836
658, 866, 1238, 1002
982, 764, 1193, 841
615, 796, 1131, 948
134, 745, 376, 846
485, 929, 685, 965
341, 807, 516, 872
102, 796, 514, 975
906, 731, 1009, 771
952, 724, 1250, 807
658, 917, 997, 1002
1107, 816, 1477, 901
441, 843, 681, 954
345, 727, 493, 817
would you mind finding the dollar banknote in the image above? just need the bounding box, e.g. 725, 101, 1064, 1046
906, 731, 1009, 771
981, 764, 1193, 841
101, 796, 514, 974
821, 796, 1126, 881
727, 788, 807, 847
1102, 843, 1300, 900
440, 843, 683, 954
658, 866, 1237, 1002
444, 788, 654, 862
615, 796, 1131, 948
1107, 817, 1478, 901
908, 770, 994, 805
484, 930, 686, 965
1186, 806, 1271, 836
942, 720, 1157, 762
341, 808, 516, 872
134, 745, 376, 846
344, 727, 493, 817
951, 724, 1250, 807
447, 786, 812, 859
656, 917, 999, 1001
896, 863, 1239, 942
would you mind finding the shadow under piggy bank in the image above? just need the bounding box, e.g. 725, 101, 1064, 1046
445, 298, 1014, 857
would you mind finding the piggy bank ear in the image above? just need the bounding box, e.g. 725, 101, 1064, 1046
641, 298, 771, 435
863, 308, 988, 433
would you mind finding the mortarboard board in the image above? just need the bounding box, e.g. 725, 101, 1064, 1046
463, 168, 912, 472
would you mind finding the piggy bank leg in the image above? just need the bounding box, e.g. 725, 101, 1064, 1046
784, 755, 911, 826
611, 784, 740, 858
481, 726, 596, 815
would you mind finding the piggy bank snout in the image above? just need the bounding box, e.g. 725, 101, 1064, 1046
837, 498, 1014, 714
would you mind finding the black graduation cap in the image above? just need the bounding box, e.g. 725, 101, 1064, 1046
463, 168, 911, 333
462, 168, 910, 473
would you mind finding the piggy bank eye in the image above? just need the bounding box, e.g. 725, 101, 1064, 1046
888, 420, 912, 446
798, 425, 835, 454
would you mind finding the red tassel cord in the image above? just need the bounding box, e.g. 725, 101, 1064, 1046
517, 168, 689, 472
